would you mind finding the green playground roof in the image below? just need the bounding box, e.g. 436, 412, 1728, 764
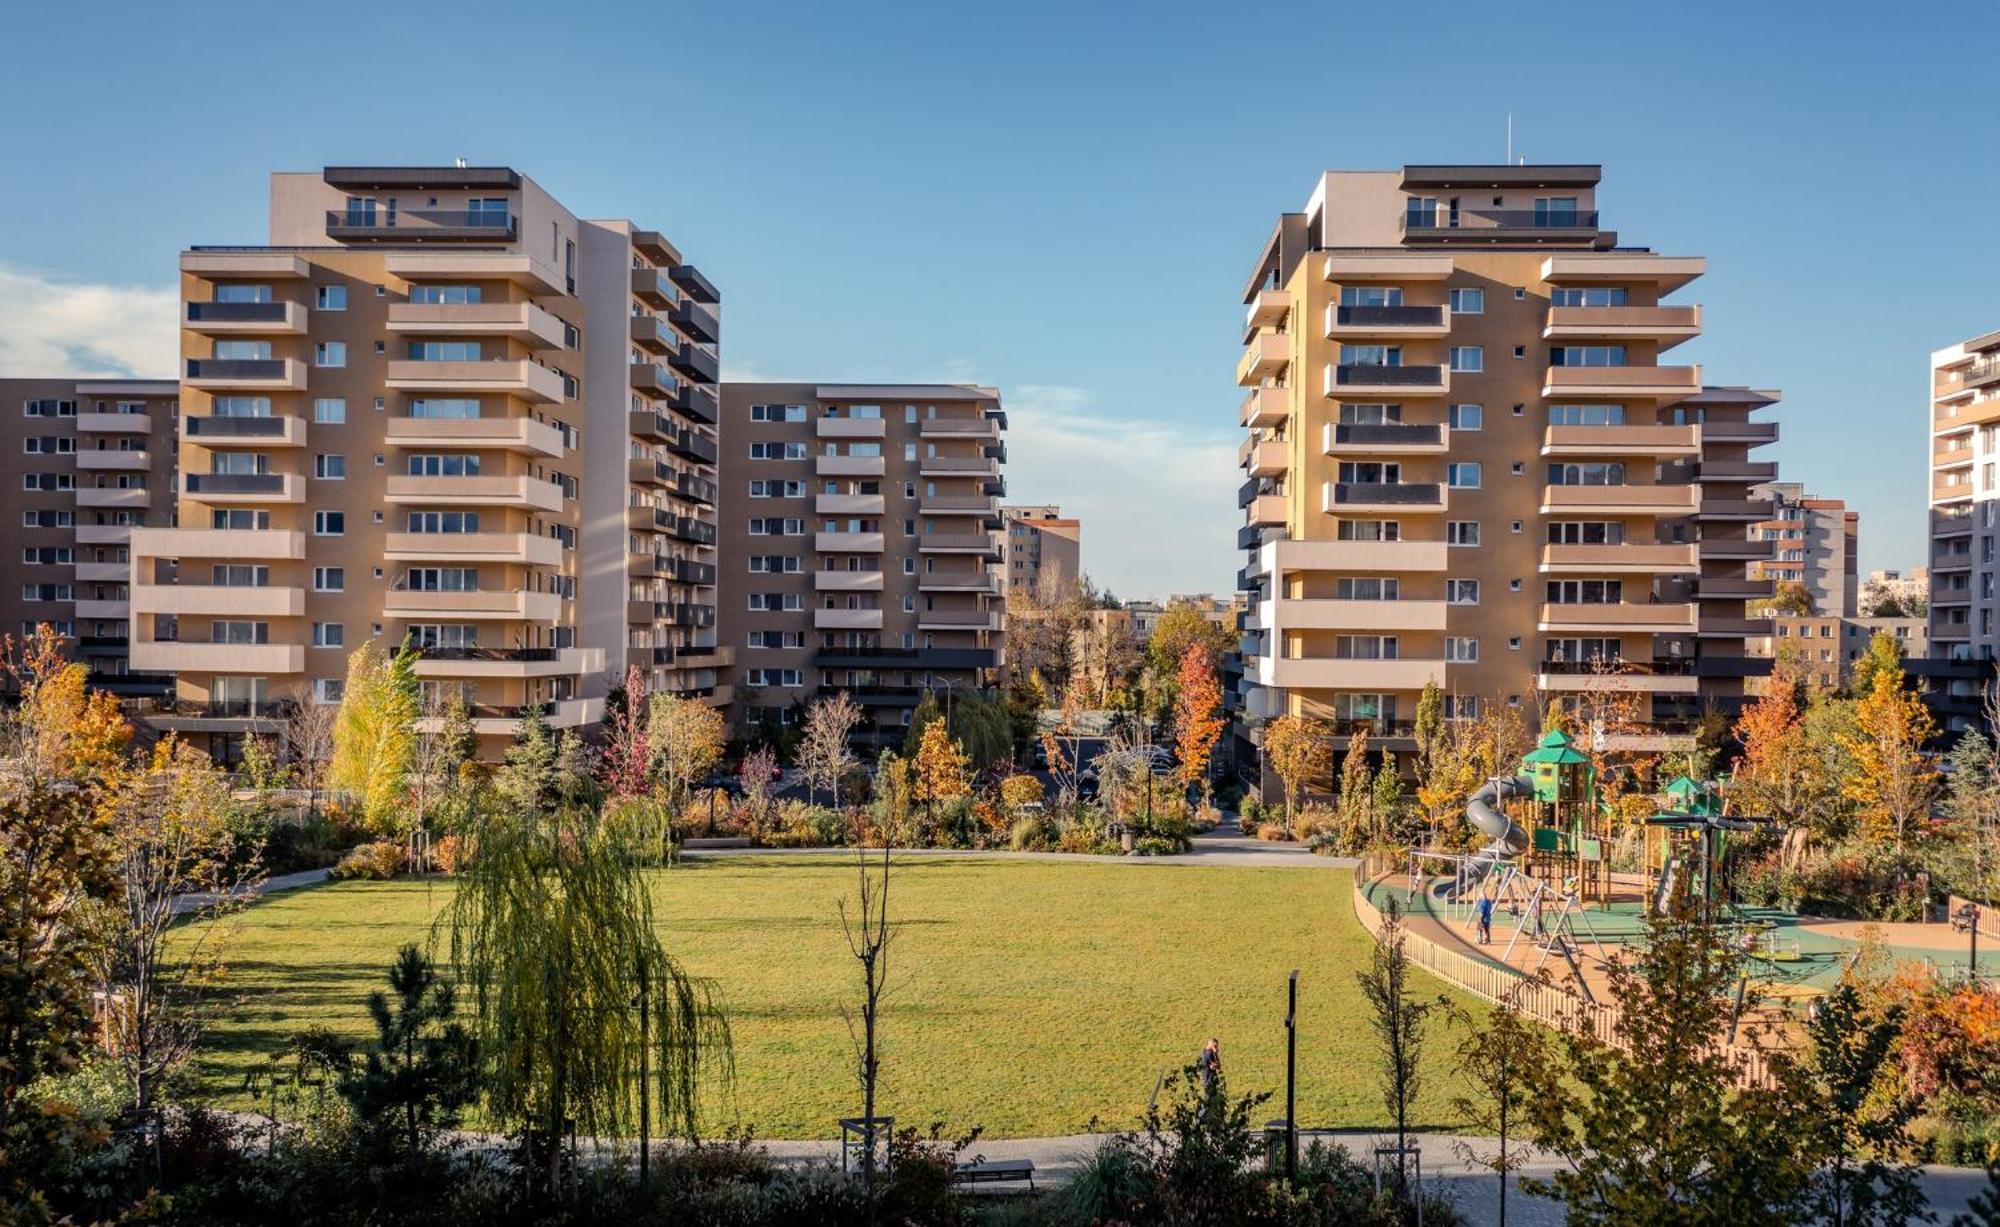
1522, 728, 1591, 765
1664, 775, 1723, 813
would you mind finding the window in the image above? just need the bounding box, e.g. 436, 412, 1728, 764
410, 284, 482, 305
313, 567, 345, 592
1446, 462, 1481, 488
1446, 579, 1480, 604
1340, 344, 1401, 367
210, 621, 269, 645
1534, 196, 1581, 227
406, 453, 479, 477
314, 454, 346, 480
1334, 577, 1399, 600
1546, 580, 1623, 604
313, 398, 346, 424
406, 511, 480, 533
315, 285, 347, 311
1447, 521, 1481, 546
313, 623, 344, 648
1445, 637, 1479, 662
313, 511, 345, 536
1336, 520, 1400, 542
1448, 346, 1482, 372
407, 341, 481, 362
1549, 345, 1625, 367
1546, 521, 1625, 545
315, 341, 346, 368
1551, 287, 1628, 307
1338, 403, 1402, 425
1547, 403, 1627, 426
1446, 695, 1479, 721
214, 284, 272, 304
1448, 403, 1482, 431
1334, 636, 1398, 660
1448, 288, 1483, 314
1339, 286, 1404, 307
1546, 462, 1626, 486
749, 404, 808, 422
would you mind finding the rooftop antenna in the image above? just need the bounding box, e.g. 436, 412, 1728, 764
1505, 112, 1512, 165
454, 156, 467, 169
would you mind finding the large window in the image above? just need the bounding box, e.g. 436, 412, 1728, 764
408, 398, 481, 419
214, 284, 272, 304
1336, 520, 1399, 542
1549, 345, 1626, 367
1335, 636, 1398, 660
407, 453, 480, 477
1448, 346, 1482, 372
1547, 403, 1626, 426
1339, 286, 1403, 307
406, 511, 481, 533
1545, 638, 1622, 663
1546, 462, 1626, 486
409, 285, 482, 305
1334, 577, 1399, 600
1339, 461, 1400, 484
1446, 579, 1480, 604
1448, 288, 1483, 314
1551, 287, 1627, 307
1338, 403, 1401, 425
1446, 462, 1481, 488
1448, 403, 1482, 430
1546, 521, 1625, 545
1340, 344, 1401, 367
1546, 580, 1622, 604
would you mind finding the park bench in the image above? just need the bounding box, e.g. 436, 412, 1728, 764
954, 1159, 1036, 1191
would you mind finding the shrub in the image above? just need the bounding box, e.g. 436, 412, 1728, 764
1010, 814, 1053, 852
1239, 795, 1266, 827
431, 833, 471, 875
329, 840, 404, 881
765, 802, 850, 848
1255, 822, 1291, 842
999, 773, 1045, 810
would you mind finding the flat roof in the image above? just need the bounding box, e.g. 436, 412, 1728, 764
1401, 164, 1601, 190
322, 166, 522, 191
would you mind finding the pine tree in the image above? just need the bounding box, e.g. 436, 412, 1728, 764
339, 944, 478, 1165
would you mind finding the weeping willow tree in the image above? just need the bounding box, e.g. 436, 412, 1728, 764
445, 801, 729, 1193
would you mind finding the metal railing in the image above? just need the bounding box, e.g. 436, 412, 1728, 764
1335, 364, 1443, 387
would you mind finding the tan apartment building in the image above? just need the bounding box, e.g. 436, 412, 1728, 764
1235, 164, 1781, 754
1929, 329, 2000, 663
2, 378, 179, 701
1747, 613, 1928, 694
716, 383, 1006, 746
999, 504, 1080, 595
1750, 481, 1858, 616
130, 165, 722, 760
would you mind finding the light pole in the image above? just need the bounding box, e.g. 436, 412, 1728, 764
1285, 969, 1299, 1185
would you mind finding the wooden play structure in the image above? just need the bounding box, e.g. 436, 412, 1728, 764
1643, 774, 1768, 923
1516, 729, 1614, 905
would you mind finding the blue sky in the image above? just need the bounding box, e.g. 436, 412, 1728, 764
1, 1, 1994, 598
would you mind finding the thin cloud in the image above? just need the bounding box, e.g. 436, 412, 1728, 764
0, 265, 177, 378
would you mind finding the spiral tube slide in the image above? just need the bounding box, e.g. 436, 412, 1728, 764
1467, 776, 1535, 858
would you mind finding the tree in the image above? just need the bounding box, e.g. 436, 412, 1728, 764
1357, 898, 1435, 1200
447, 801, 729, 1195
1850, 631, 1907, 699
1450, 997, 1553, 1227
1264, 714, 1330, 821
1759, 580, 1817, 617
1842, 668, 1939, 850
912, 720, 971, 839
494, 703, 559, 817
339, 944, 478, 1166
1004, 572, 1091, 693
1335, 729, 1373, 837
329, 641, 419, 834
1172, 644, 1224, 800
1145, 602, 1234, 688
840, 843, 894, 1215
1522, 895, 1817, 1223
1788, 983, 1927, 1227
738, 746, 780, 835
599, 665, 653, 799
648, 694, 726, 815
1731, 676, 1839, 837
280, 693, 338, 823
870, 751, 916, 845
1946, 732, 2000, 906
1, 627, 131, 783
799, 691, 861, 807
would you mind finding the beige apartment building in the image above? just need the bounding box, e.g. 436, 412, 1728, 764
716, 383, 1006, 746
1750, 481, 1858, 616
999, 504, 1080, 595
1929, 329, 2000, 661
1236, 164, 1781, 752
130, 165, 722, 760
2, 378, 180, 701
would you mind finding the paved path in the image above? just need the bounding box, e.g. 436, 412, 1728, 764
173, 866, 329, 916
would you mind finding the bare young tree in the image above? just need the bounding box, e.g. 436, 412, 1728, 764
799, 691, 862, 808
404, 690, 456, 850
840, 842, 894, 1217
281, 689, 338, 823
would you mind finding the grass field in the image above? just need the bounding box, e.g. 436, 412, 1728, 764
195, 856, 1488, 1138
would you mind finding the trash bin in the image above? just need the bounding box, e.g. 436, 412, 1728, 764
1262, 1119, 1291, 1170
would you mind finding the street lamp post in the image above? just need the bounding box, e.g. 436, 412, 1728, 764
1285, 969, 1299, 1185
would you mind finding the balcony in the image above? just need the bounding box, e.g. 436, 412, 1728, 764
918, 533, 997, 554
816, 454, 886, 478
1245, 493, 1287, 525
1402, 208, 1599, 242
1262, 598, 1447, 632
918, 494, 999, 517
1697, 420, 1779, 447
1935, 509, 1977, 538
1539, 543, 1699, 574
410, 646, 603, 680
75, 487, 150, 509
1264, 657, 1447, 691
1935, 477, 1975, 503
918, 455, 999, 478
1262, 539, 1449, 573
816, 571, 886, 592
1325, 422, 1447, 454
387, 301, 566, 348
1236, 333, 1290, 387
631, 266, 677, 307
1246, 289, 1290, 332
626, 601, 716, 629
918, 573, 996, 594
631, 362, 674, 398
670, 383, 719, 425
76, 525, 131, 545
74, 600, 129, 621
383, 532, 562, 566
185, 414, 308, 447
1539, 485, 1698, 516
1535, 661, 1700, 695
180, 251, 311, 280
1328, 363, 1447, 398
128, 641, 304, 674
666, 426, 718, 465
1694, 578, 1774, 600
386, 359, 565, 403
1540, 424, 1699, 457
629, 313, 674, 354
75, 450, 148, 471
1697, 537, 1774, 561
817, 493, 886, 515
1543, 305, 1702, 347
1697, 615, 1776, 639
1326, 303, 1448, 337
133, 583, 305, 617
1538, 603, 1697, 634
817, 416, 887, 440
628, 457, 671, 487
184, 357, 306, 392
1329, 482, 1445, 512
184, 300, 307, 335
664, 514, 717, 546
916, 608, 1000, 632
385, 474, 564, 511
816, 531, 885, 553
1239, 386, 1288, 429
672, 472, 717, 505
815, 608, 885, 631
74, 562, 128, 582
1693, 461, 1779, 483
77, 412, 152, 434
130, 528, 306, 561
1240, 438, 1288, 476
1936, 445, 1976, 468
918, 417, 1000, 440
1542, 365, 1701, 401
1541, 253, 1705, 293
184, 473, 304, 503
383, 589, 563, 621
325, 208, 516, 241
669, 300, 719, 345
385, 416, 566, 457
668, 342, 719, 384
385, 251, 564, 295
1697, 497, 1777, 520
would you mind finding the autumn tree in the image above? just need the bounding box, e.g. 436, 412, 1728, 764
599, 665, 653, 799
912, 719, 971, 838
280, 692, 338, 822
1731, 676, 1839, 837
329, 641, 419, 834
1145, 602, 1235, 685
1264, 714, 1330, 821
1172, 644, 1224, 801
1450, 996, 1554, 1227
1757, 579, 1817, 617
649, 693, 726, 815
1842, 668, 1939, 850
1, 625, 130, 784
738, 746, 780, 835
798, 690, 861, 807
1005, 572, 1091, 693
1335, 728, 1374, 835
1849, 631, 1906, 699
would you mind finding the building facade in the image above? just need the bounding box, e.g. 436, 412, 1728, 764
1929, 329, 2000, 662
3, 378, 180, 701
130, 165, 721, 759
999, 504, 1080, 595
716, 383, 1007, 745
1750, 481, 1858, 617
1235, 164, 1781, 754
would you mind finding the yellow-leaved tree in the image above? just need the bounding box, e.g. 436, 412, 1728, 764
328, 640, 419, 834
912, 719, 971, 841
1264, 713, 1331, 822
1840, 668, 1938, 850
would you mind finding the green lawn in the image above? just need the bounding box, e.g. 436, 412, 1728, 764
197, 857, 1487, 1138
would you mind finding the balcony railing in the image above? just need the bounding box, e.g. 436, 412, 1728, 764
186, 301, 291, 323
1333, 305, 1444, 328
412, 647, 561, 663
1332, 482, 1443, 506
1334, 364, 1443, 388
186, 473, 286, 495
186, 415, 289, 438
1537, 657, 1699, 676
1402, 209, 1598, 233
669, 342, 719, 384
671, 384, 720, 425
185, 358, 287, 380
1333, 423, 1442, 447
324, 209, 517, 239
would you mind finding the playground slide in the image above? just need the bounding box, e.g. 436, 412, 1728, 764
1466, 775, 1535, 858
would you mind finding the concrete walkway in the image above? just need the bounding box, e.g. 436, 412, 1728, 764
173, 866, 329, 916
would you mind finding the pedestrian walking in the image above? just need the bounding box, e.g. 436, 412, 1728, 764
1196, 1037, 1221, 1094
1475, 893, 1494, 945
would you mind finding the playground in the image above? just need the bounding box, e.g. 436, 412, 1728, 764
1363, 730, 2000, 1041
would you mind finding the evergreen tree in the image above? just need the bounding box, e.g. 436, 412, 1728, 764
339, 944, 478, 1165
1790, 983, 1928, 1227
495, 704, 557, 816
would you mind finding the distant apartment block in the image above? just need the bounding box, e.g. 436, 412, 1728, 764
2, 378, 179, 701
716, 383, 1007, 745
1860, 567, 1928, 615
130, 165, 722, 760
1236, 163, 1781, 754
999, 504, 1079, 595
1929, 329, 2000, 663
1749, 614, 1925, 692
1749, 481, 1858, 616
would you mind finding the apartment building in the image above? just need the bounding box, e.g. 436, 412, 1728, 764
1860, 567, 1927, 616
999, 504, 1080, 595
1750, 481, 1858, 616
716, 383, 1007, 745
2, 378, 179, 701
1235, 164, 1781, 754
131, 165, 722, 760
1928, 329, 2000, 662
